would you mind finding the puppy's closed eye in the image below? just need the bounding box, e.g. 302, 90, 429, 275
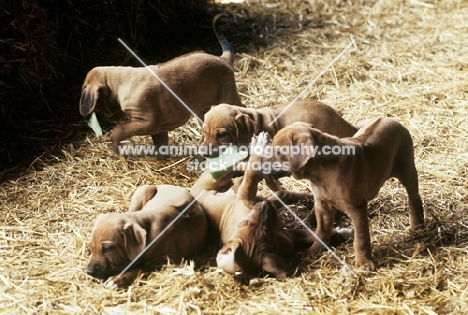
102, 244, 115, 253
216, 130, 228, 139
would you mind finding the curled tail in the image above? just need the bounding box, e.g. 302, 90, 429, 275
213, 14, 234, 65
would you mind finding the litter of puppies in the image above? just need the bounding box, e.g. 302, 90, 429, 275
1, 0, 467, 313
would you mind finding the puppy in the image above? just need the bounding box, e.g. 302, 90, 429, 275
190, 135, 352, 278
87, 184, 207, 288
268, 118, 424, 271
80, 14, 242, 153
200, 99, 357, 157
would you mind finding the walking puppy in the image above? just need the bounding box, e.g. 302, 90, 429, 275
200, 100, 357, 157
80, 14, 242, 153
87, 185, 207, 288
191, 135, 352, 278
269, 118, 424, 271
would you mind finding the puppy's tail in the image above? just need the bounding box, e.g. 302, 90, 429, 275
213, 14, 234, 65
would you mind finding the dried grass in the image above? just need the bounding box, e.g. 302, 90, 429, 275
1, 0, 468, 313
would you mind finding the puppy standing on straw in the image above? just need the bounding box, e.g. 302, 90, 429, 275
268, 118, 425, 271
79, 14, 242, 153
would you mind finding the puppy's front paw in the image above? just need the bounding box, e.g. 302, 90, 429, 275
336, 228, 354, 243
108, 138, 120, 155
251, 131, 270, 145
103, 277, 119, 290
305, 212, 317, 228
307, 241, 322, 257
103, 275, 131, 289
355, 258, 376, 271
250, 132, 271, 157
275, 271, 287, 280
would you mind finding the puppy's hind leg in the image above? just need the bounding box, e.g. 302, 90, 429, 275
219, 79, 243, 107
128, 185, 158, 212
287, 227, 353, 250
151, 132, 169, 159
394, 135, 424, 231
308, 200, 335, 257
110, 121, 156, 154
396, 164, 424, 231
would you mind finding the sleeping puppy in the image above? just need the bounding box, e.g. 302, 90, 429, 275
86, 184, 207, 288
80, 14, 242, 153
268, 118, 425, 271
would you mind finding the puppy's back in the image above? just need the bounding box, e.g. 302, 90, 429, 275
272, 100, 358, 138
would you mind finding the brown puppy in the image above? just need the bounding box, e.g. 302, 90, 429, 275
87, 185, 207, 288
200, 100, 357, 157
80, 15, 242, 153
269, 118, 424, 271
190, 135, 352, 278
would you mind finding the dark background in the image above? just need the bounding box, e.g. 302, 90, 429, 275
0, 0, 277, 181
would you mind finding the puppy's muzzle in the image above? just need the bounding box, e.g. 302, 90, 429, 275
87, 262, 111, 280
199, 143, 222, 158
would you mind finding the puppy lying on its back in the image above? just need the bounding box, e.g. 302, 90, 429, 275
80, 15, 242, 153
191, 134, 353, 278
87, 185, 207, 288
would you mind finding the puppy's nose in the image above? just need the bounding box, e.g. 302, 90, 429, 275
202, 152, 219, 158
87, 265, 100, 277
200, 144, 220, 158
87, 268, 95, 277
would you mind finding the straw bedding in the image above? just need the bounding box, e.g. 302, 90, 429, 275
1, 0, 468, 313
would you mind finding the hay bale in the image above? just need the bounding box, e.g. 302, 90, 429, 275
0, 0, 211, 176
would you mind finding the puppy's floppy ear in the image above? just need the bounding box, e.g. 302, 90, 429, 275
287, 128, 316, 172
80, 84, 103, 117
198, 127, 205, 145
121, 221, 147, 261
261, 200, 278, 230
216, 241, 241, 274
234, 114, 259, 146
198, 113, 208, 145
